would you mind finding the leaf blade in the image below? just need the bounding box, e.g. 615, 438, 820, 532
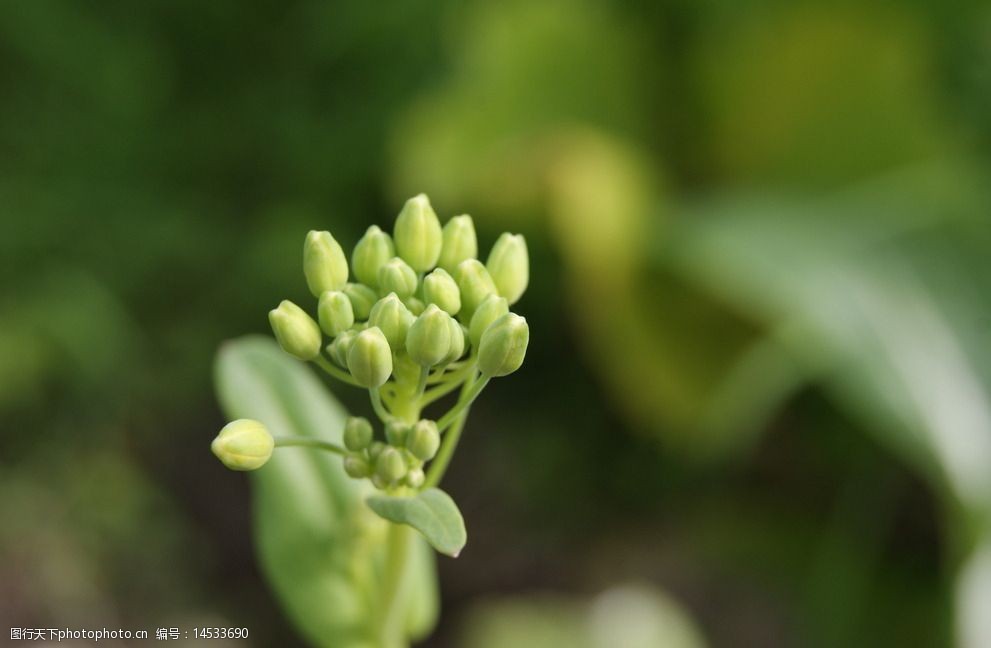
367, 488, 467, 558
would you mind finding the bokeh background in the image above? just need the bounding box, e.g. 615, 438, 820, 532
2, 1, 990, 646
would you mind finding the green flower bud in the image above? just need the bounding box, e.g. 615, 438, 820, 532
328, 329, 357, 368
423, 268, 462, 315
378, 257, 418, 299
394, 194, 442, 272
438, 214, 478, 274
343, 282, 378, 320
441, 316, 465, 365
406, 420, 440, 461
478, 313, 529, 377
269, 300, 322, 361
385, 420, 410, 447
317, 290, 355, 337
351, 225, 395, 287
406, 304, 453, 367
455, 259, 498, 320
368, 441, 387, 462
405, 297, 425, 316
211, 419, 274, 471
469, 294, 509, 349
343, 416, 373, 452
368, 293, 415, 350
303, 230, 349, 297
375, 447, 407, 483
347, 326, 393, 388
405, 467, 425, 488
344, 455, 372, 479
486, 233, 529, 305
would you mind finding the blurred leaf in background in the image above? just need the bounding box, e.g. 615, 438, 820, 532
460, 585, 706, 648
693, 3, 956, 188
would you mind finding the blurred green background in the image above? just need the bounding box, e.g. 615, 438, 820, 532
2, 0, 990, 646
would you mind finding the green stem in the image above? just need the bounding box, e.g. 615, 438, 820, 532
381, 388, 396, 412
426, 360, 470, 384
423, 373, 486, 489
419, 377, 464, 408
414, 366, 429, 400
426, 370, 448, 385
423, 411, 468, 489
429, 360, 474, 384
312, 355, 362, 388
385, 375, 422, 429
370, 388, 392, 422
436, 375, 489, 432
273, 436, 347, 456
378, 522, 413, 648
420, 360, 478, 407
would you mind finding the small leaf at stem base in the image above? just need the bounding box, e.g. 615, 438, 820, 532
366, 488, 467, 557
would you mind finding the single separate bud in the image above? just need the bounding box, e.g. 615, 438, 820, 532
344, 456, 372, 479
455, 259, 498, 320
438, 214, 478, 273
303, 230, 349, 297
378, 257, 418, 299
317, 290, 355, 337
423, 268, 462, 315
343, 283, 378, 320
352, 225, 395, 287
211, 419, 274, 471
347, 327, 393, 388
469, 294, 509, 349
478, 313, 529, 377
406, 304, 453, 367
368, 293, 415, 350
441, 316, 465, 365
375, 447, 407, 483
328, 330, 357, 368
385, 420, 410, 447
269, 300, 322, 360
486, 233, 529, 305
406, 420, 440, 461
343, 416, 374, 452
394, 194, 442, 272
405, 467, 425, 488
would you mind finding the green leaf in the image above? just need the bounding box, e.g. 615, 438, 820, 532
657, 168, 991, 648
367, 488, 467, 557
214, 336, 439, 646
667, 168, 991, 515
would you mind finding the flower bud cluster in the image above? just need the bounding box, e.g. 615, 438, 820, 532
267, 194, 531, 385
220, 194, 532, 489
340, 416, 438, 490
